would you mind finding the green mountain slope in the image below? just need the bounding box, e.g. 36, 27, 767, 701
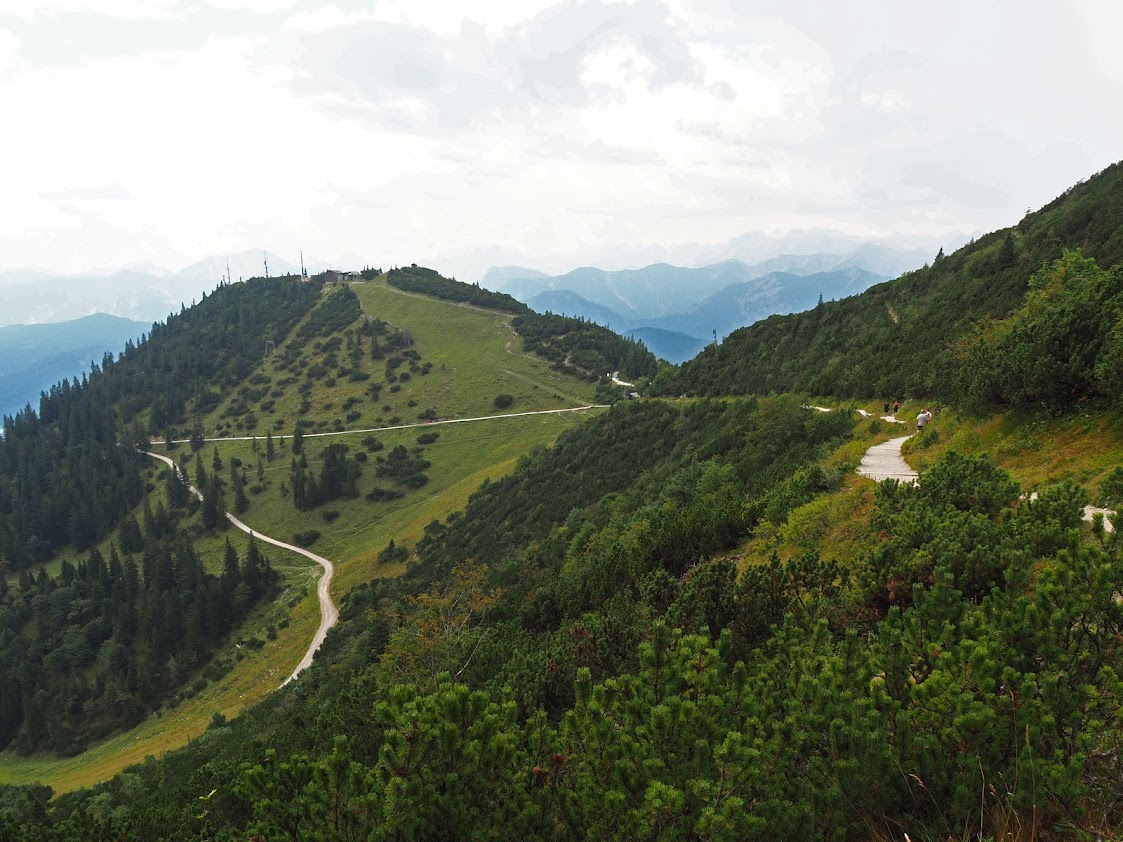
19, 394, 1123, 841
384, 264, 661, 382
656, 160, 1123, 399
0, 269, 610, 790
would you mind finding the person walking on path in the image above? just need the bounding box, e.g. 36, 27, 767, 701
892, 401, 900, 415
917, 408, 932, 432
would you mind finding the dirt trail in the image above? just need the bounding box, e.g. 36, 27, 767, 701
158, 405, 607, 446
144, 451, 338, 685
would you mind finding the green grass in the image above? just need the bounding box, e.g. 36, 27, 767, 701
190, 410, 601, 593
196, 279, 597, 443
733, 402, 899, 570
734, 402, 1123, 577
902, 406, 1123, 502
0, 280, 604, 794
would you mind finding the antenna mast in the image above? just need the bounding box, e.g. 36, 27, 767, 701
300, 250, 307, 280
263, 251, 270, 279
226, 259, 231, 285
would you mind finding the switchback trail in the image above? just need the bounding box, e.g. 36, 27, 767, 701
144, 451, 337, 686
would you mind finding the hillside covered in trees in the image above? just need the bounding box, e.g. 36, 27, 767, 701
656, 160, 1123, 400
8, 395, 1121, 840
0, 276, 320, 568
0, 278, 320, 758
0, 266, 621, 793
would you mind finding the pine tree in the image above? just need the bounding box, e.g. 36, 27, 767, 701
202, 474, 226, 530
231, 460, 249, 514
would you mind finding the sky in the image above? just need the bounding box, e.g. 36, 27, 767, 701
1, 0, 1122, 282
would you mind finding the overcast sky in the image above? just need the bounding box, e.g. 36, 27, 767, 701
1, 0, 1121, 281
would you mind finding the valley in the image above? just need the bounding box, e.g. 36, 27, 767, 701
0, 163, 1122, 839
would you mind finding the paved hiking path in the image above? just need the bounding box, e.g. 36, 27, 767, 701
806, 405, 917, 483
857, 435, 919, 484
145, 451, 338, 685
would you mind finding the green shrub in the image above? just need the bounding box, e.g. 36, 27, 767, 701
292, 529, 321, 547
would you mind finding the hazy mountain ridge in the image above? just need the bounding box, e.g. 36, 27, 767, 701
455, 226, 958, 285
0, 250, 312, 327
0, 313, 150, 419
482, 243, 928, 312
624, 327, 707, 364
480, 245, 920, 363
522, 265, 887, 362
643, 266, 885, 342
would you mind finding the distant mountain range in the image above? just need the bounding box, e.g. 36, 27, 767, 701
0, 250, 319, 327
0, 313, 150, 419
480, 245, 922, 362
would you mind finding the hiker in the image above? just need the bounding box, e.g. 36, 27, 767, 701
883, 402, 890, 414
934, 404, 942, 419
892, 401, 900, 415
917, 409, 931, 432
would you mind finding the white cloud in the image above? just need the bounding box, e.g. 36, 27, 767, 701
1, 0, 1121, 281
283, 5, 372, 32
0, 26, 18, 74
1078, 2, 1123, 81
579, 35, 657, 97
0, 0, 183, 20
859, 88, 909, 112
204, 0, 295, 10
368, 0, 564, 37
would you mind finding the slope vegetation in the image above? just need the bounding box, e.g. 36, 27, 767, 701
19, 391, 1123, 841
659, 160, 1123, 398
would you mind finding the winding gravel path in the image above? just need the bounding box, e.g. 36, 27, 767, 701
144, 451, 338, 685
